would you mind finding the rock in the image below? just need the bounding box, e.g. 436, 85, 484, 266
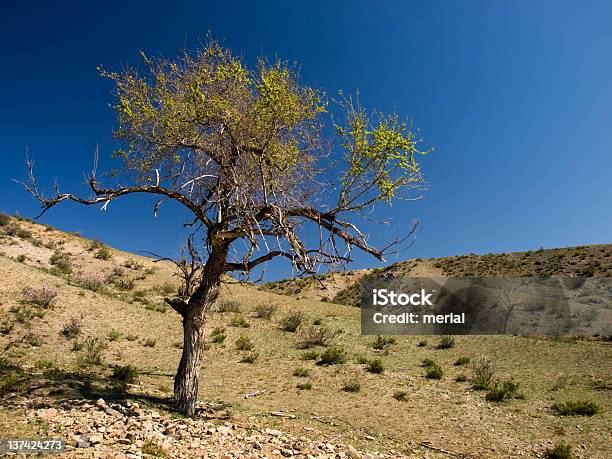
95, 398, 107, 409
89, 434, 103, 444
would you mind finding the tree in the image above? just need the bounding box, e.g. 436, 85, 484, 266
20, 41, 431, 416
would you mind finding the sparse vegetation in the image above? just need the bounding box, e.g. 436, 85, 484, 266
0, 212, 10, 226
454, 356, 471, 366
317, 347, 347, 365
235, 335, 254, 351
436, 336, 455, 349
301, 350, 320, 360
211, 327, 226, 344
544, 443, 573, 459
293, 367, 310, 377
393, 390, 409, 401
366, 358, 385, 374
73, 271, 106, 291
296, 382, 312, 390
472, 356, 495, 390
143, 338, 156, 348
425, 364, 444, 380
60, 316, 82, 339
240, 352, 258, 363
230, 317, 250, 328
417, 340, 428, 347
552, 400, 600, 416
342, 380, 361, 393
94, 246, 112, 260
279, 310, 306, 332
217, 299, 241, 313
78, 337, 107, 366
253, 303, 277, 320
22, 285, 58, 308
107, 329, 121, 342
49, 251, 72, 274
297, 325, 337, 349
372, 335, 396, 350
110, 364, 139, 391
485, 379, 521, 402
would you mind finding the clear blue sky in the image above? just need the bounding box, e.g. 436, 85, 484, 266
1, 1, 611, 280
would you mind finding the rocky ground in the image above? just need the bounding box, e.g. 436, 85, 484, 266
14, 397, 400, 458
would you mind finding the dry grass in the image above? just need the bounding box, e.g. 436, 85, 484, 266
0, 218, 611, 457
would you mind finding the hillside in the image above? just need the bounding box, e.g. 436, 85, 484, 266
262, 245, 612, 307
0, 212, 611, 458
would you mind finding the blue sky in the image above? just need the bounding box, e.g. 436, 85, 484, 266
1, 1, 611, 280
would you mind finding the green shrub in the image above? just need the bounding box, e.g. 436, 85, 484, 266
485, 380, 520, 402
342, 380, 361, 393
211, 327, 226, 344
0, 321, 14, 335
78, 337, 107, 366
71, 341, 84, 352
49, 252, 72, 274
312, 317, 323, 325
141, 439, 166, 457
417, 339, 428, 347
425, 364, 444, 380
125, 334, 138, 342
217, 299, 241, 313
372, 335, 396, 350
455, 374, 468, 382
107, 329, 121, 342
301, 350, 320, 360
160, 282, 175, 295
393, 390, 409, 401
94, 247, 112, 260
297, 325, 337, 349
436, 336, 455, 349
544, 443, 573, 459
253, 303, 277, 320
240, 352, 258, 363
111, 364, 139, 384
317, 347, 347, 365
34, 359, 55, 369
366, 358, 385, 374
293, 367, 310, 377
355, 354, 370, 365
552, 400, 600, 416
60, 317, 82, 339
279, 310, 305, 332
472, 356, 495, 390
455, 356, 471, 366
421, 358, 437, 367
0, 370, 28, 395
114, 277, 135, 291
16, 254, 26, 263
296, 382, 312, 390
230, 317, 250, 328
235, 335, 254, 351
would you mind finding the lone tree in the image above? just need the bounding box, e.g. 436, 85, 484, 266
21, 41, 431, 416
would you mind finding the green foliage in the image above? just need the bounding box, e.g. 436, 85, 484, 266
60, 317, 82, 339
366, 358, 385, 374
240, 352, 258, 363
292, 367, 310, 377
425, 364, 444, 380
230, 317, 250, 328
142, 439, 166, 457
393, 391, 409, 401
49, 251, 72, 274
455, 356, 471, 366
111, 364, 139, 385
552, 400, 600, 416
296, 382, 312, 390
372, 335, 396, 350
317, 347, 347, 365
94, 246, 112, 260
78, 337, 107, 366
107, 329, 121, 342
279, 310, 305, 332
342, 380, 361, 393
421, 358, 437, 368
211, 327, 226, 344
544, 444, 573, 459
297, 325, 337, 349
301, 350, 320, 361
417, 340, 428, 347
253, 303, 277, 320
235, 335, 254, 351
217, 299, 242, 313
472, 357, 495, 390
485, 380, 520, 402
436, 336, 455, 349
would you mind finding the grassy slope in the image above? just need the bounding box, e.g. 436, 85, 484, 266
0, 215, 611, 457
262, 245, 612, 306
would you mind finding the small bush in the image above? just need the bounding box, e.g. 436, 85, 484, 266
16, 254, 26, 263
0, 321, 14, 335
317, 347, 347, 365
472, 356, 495, 390
230, 317, 250, 328
34, 359, 55, 369
71, 341, 84, 352
393, 390, 409, 401
235, 335, 254, 351
22, 285, 59, 308
296, 382, 312, 390
425, 364, 444, 380
160, 282, 175, 295
211, 327, 226, 344
0, 370, 28, 395
253, 303, 277, 320
544, 443, 573, 459
74, 271, 107, 292
87, 239, 104, 251
217, 299, 241, 313
372, 335, 396, 350
94, 247, 112, 260
142, 439, 166, 457
312, 317, 323, 325
0, 212, 10, 226
125, 334, 138, 342
123, 258, 143, 270
342, 380, 361, 393
279, 310, 305, 332
552, 400, 600, 416
455, 374, 468, 382
297, 325, 337, 349
436, 336, 455, 349
301, 350, 320, 360
12, 305, 43, 322
240, 352, 258, 363
107, 329, 121, 342
49, 251, 72, 274
5, 224, 32, 239
293, 367, 310, 377
417, 340, 428, 347
111, 364, 139, 385
114, 277, 135, 291
422, 358, 437, 367
485, 380, 520, 402
356, 354, 370, 365
143, 338, 156, 348
366, 358, 385, 374
455, 356, 471, 366
60, 317, 82, 339
79, 337, 107, 366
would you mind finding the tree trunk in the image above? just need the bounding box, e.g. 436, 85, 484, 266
173, 266, 223, 416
